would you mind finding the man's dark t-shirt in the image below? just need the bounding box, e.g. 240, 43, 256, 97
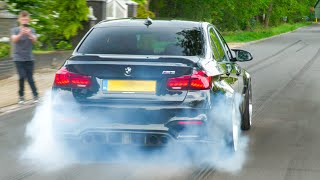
10, 27, 36, 61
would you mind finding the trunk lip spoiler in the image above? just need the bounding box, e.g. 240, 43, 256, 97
66, 60, 192, 67
69, 54, 201, 64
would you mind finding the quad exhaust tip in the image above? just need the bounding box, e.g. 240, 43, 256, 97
82, 134, 93, 144
81, 133, 171, 145
82, 134, 106, 144
160, 136, 169, 144
148, 135, 170, 145
148, 135, 160, 145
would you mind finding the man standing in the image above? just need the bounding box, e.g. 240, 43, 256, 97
11, 10, 38, 104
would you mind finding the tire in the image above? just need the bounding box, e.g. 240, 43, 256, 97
231, 100, 240, 152
224, 98, 240, 153
241, 84, 252, 131
209, 93, 241, 152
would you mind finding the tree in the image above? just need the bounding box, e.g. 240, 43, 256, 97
265, 1, 273, 27
53, 0, 89, 40
133, 0, 155, 18
5, 0, 89, 49
149, 0, 318, 31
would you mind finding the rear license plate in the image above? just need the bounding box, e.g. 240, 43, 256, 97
102, 80, 156, 93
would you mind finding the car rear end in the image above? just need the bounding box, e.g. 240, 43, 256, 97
51, 20, 213, 147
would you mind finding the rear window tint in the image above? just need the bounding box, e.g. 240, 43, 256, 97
77, 27, 204, 56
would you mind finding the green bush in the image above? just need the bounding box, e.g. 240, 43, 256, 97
134, 0, 155, 18
55, 41, 73, 50
33, 39, 72, 51
0, 43, 10, 58
137, 4, 155, 18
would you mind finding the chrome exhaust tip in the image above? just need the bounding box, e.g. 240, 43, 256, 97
148, 135, 160, 145
160, 136, 169, 145
81, 134, 93, 144
93, 134, 106, 144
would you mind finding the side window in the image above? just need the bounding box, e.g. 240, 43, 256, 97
209, 28, 220, 61
216, 30, 233, 60
209, 28, 227, 62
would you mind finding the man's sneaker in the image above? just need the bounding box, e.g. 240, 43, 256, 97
33, 96, 39, 103
18, 97, 25, 104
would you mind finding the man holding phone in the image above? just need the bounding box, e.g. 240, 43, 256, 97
11, 10, 38, 104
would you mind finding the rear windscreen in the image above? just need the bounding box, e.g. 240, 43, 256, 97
77, 27, 204, 56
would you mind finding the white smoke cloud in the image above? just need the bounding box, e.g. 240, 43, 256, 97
20, 92, 78, 171
20, 91, 249, 173
203, 92, 249, 173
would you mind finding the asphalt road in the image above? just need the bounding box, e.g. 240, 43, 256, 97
1, 24, 320, 180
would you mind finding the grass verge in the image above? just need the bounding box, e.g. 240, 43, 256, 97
33, 50, 56, 54
223, 22, 311, 43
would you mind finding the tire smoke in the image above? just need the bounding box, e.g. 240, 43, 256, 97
21, 91, 249, 173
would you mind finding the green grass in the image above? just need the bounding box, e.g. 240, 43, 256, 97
224, 22, 311, 43
32, 50, 56, 54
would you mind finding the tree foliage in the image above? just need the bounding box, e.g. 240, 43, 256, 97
149, 0, 317, 31
3, 0, 317, 50
5, 0, 88, 49
133, 0, 155, 18
53, 0, 88, 39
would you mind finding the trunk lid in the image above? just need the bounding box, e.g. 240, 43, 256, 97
64, 55, 198, 104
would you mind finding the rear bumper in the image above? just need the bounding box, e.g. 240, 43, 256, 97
55, 129, 217, 147
57, 129, 173, 147
51, 91, 212, 147
52, 121, 210, 147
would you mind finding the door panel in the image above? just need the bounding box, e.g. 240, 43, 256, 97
215, 29, 246, 95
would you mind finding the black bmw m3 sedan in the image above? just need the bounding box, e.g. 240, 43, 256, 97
51, 18, 253, 152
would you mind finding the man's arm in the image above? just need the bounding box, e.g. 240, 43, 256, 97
28, 28, 37, 43
11, 28, 37, 43
11, 29, 24, 43
28, 32, 37, 43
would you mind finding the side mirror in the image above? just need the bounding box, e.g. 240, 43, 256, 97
231, 49, 253, 62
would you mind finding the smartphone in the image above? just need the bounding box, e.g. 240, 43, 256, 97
22, 24, 30, 28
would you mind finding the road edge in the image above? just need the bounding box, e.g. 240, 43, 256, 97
0, 101, 36, 117
228, 25, 310, 48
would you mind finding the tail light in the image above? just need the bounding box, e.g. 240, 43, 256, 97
167, 70, 211, 90
54, 67, 91, 88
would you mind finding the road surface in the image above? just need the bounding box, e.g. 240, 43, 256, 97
1, 24, 320, 180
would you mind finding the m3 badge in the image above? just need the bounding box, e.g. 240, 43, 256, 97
162, 71, 175, 75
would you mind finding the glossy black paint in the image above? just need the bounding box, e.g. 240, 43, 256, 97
52, 19, 252, 145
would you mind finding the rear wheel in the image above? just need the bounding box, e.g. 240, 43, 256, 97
209, 93, 240, 153
241, 85, 252, 131
223, 97, 241, 153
